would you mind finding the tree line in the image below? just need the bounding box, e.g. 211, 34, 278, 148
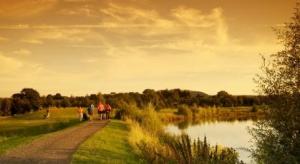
0, 88, 267, 116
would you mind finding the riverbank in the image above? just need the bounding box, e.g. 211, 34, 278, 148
118, 105, 242, 163
158, 106, 266, 122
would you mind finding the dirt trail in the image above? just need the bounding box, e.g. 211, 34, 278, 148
0, 120, 109, 164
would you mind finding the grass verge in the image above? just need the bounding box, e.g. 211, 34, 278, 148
72, 120, 143, 164
0, 108, 81, 155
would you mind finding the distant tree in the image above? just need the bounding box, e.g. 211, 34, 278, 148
251, 5, 300, 163
11, 88, 41, 114
0, 98, 11, 116
97, 93, 105, 104
61, 97, 71, 108
143, 89, 164, 109
46, 94, 54, 107
89, 94, 98, 104
216, 91, 235, 107
54, 93, 63, 100
21, 88, 40, 110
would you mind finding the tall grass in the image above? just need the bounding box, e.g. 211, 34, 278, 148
122, 104, 242, 163
163, 134, 241, 164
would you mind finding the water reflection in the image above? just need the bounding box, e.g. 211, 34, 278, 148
165, 119, 255, 164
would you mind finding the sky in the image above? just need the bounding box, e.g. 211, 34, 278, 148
0, 0, 296, 97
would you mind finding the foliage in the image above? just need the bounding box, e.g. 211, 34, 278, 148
1, 88, 268, 116
11, 88, 41, 115
251, 105, 258, 113
163, 134, 241, 164
126, 105, 243, 164
252, 4, 300, 163
140, 104, 163, 134
177, 105, 193, 119
0, 98, 11, 116
114, 102, 142, 120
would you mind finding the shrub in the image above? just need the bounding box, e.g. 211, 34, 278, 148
140, 104, 163, 134
177, 105, 193, 119
114, 102, 142, 121
251, 105, 258, 112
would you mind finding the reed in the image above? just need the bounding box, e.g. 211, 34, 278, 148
125, 104, 244, 163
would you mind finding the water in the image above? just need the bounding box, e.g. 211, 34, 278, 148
165, 120, 255, 164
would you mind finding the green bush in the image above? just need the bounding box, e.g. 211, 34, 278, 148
177, 105, 193, 119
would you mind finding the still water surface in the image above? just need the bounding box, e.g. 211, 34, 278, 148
165, 120, 255, 163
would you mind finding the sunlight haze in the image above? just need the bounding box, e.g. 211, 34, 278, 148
0, 0, 295, 97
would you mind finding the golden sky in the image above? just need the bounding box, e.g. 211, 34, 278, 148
0, 0, 296, 97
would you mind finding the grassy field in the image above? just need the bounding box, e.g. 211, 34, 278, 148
0, 107, 81, 155
72, 120, 143, 164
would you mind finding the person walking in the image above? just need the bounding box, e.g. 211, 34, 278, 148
97, 102, 105, 120
105, 103, 112, 120
78, 106, 83, 121
44, 108, 50, 119
87, 104, 94, 120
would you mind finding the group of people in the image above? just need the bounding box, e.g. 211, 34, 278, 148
78, 102, 112, 121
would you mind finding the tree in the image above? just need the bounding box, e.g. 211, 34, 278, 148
251, 5, 300, 163
11, 88, 41, 114
46, 94, 54, 107
61, 98, 71, 108
54, 93, 63, 100
21, 88, 41, 110
0, 98, 11, 116
216, 91, 235, 107
97, 93, 105, 104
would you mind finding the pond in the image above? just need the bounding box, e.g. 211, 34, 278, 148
165, 120, 256, 164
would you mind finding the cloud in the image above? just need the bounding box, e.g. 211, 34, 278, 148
58, 5, 96, 17
81, 58, 98, 63
0, 36, 8, 42
0, 24, 30, 30
31, 28, 91, 42
0, 53, 23, 74
0, 2, 282, 96
13, 49, 32, 56
171, 7, 215, 27
0, 4, 229, 46
0, 0, 58, 18
21, 39, 43, 44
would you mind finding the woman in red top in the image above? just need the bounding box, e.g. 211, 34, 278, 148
105, 104, 112, 120
97, 102, 105, 120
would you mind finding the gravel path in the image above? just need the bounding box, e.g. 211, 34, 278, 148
0, 120, 109, 164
